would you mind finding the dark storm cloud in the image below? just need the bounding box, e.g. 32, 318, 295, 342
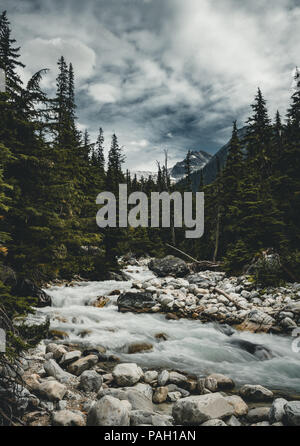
1, 0, 299, 169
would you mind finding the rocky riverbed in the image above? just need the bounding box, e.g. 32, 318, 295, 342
4, 255, 300, 426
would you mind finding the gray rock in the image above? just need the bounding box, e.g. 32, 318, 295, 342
167, 391, 182, 402
112, 363, 143, 387
117, 291, 156, 313
204, 377, 218, 392
130, 410, 173, 426
239, 384, 274, 402
133, 383, 153, 400
79, 370, 103, 393
144, 371, 158, 384
98, 388, 153, 412
149, 256, 189, 278
44, 359, 74, 383
269, 398, 288, 423
157, 370, 169, 386
52, 410, 86, 426
46, 344, 67, 361
60, 350, 82, 367
252, 421, 271, 426
283, 401, 300, 426
67, 354, 98, 376
227, 415, 242, 426
87, 396, 131, 426
35, 380, 67, 401
201, 419, 227, 426
172, 393, 234, 425
247, 407, 270, 423
168, 371, 188, 386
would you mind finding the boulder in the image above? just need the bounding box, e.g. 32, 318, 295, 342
44, 359, 74, 383
247, 407, 270, 423
117, 292, 156, 313
149, 256, 189, 278
67, 354, 98, 376
285, 302, 300, 315
87, 396, 131, 426
225, 395, 248, 416
52, 410, 86, 426
239, 384, 274, 402
79, 370, 103, 393
269, 398, 288, 424
112, 363, 143, 386
35, 380, 67, 402
167, 391, 182, 402
236, 310, 275, 333
283, 401, 300, 426
133, 383, 153, 400
172, 393, 234, 425
98, 387, 153, 412
227, 415, 242, 426
130, 410, 173, 426
207, 374, 235, 390
153, 387, 168, 404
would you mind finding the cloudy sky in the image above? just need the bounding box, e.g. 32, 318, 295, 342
2, 0, 299, 170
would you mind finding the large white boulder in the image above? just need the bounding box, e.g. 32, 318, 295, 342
112, 363, 143, 386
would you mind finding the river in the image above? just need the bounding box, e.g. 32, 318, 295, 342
40, 264, 300, 394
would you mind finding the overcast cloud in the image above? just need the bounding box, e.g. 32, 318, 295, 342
2, 0, 299, 170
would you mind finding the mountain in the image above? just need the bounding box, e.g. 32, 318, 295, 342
169, 150, 212, 182
188, 127, 248, 190
130, 150, 212, 184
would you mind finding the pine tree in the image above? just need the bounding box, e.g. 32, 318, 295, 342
106, 134, 124, 193
0, 11, 24, 96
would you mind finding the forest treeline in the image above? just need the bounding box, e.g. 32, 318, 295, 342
0, 9, 300, 331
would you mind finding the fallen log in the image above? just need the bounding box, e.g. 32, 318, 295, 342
166, 244, 222, 270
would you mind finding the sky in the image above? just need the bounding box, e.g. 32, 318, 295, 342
2, 0, 300, 170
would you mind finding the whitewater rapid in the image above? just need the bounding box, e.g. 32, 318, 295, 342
41, 265, 300, 394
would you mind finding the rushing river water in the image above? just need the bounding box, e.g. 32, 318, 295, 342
41, 265, 300, 394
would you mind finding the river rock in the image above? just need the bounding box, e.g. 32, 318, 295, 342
284, 302, 300, 315
87, 396, 131, 426
144, 371, 158, 384
239, 384, 274, 402
172, 393, 234, 425
269, 398, 288, 423
153, 387, 168, 404
168, 371, 188, 386
46, 344, 67, 361
130, 410, 173, 426
113, 363, 143, 386
128, 342, 153, 354
157, 370, 169, 386
79, 370, 103, 393
52, 410, 86, 426
67, 354, 98, 376
98, 387, 153, 412
227, 415, 242, 426
204, 377, 218, 392
247, 407, 270, 423
207, 373, 235, 390
133, 383, 153, 400
35, 380, 67, 401
167, 391, 182, 402
283, 401, 300, 426
44, 359, 74, 383
236, 310, 275, 333
225, 395, 249, 416
60, 350, 82, 367
149, 256, 189, 278
201, 419, 227, 426
117, 292, 156, 313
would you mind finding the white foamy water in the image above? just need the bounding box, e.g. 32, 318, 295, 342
41, 265, 300, 394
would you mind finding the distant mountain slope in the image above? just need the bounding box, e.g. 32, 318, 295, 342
188, 127, 247, 190
169, 150, 212, 182
130, 149, 212, 184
